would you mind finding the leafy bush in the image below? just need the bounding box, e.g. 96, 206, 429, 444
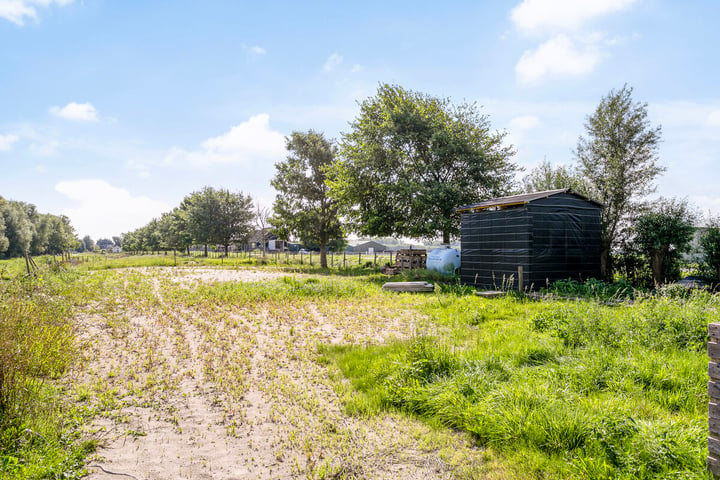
545, 278, 635, 300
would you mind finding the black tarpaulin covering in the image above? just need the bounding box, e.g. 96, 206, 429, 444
460, 193, 601, 289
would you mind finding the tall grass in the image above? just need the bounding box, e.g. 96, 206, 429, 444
328, 290, 716, 479
0, 270, 97, 479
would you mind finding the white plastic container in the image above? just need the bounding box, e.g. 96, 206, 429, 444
426, 247, 461, 275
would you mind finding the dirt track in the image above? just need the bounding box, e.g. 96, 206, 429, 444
73, 268, 483, 479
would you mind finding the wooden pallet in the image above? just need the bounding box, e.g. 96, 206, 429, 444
382, 249, 427, 274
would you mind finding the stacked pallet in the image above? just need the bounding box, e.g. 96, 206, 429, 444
381, 249, 427, 275
709, 323, 720, 475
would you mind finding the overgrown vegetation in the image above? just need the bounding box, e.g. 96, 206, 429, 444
0, 267, 99, 479
2, 254, 718, 479
327, 291, 715, 479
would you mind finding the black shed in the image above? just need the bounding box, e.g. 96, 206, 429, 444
457, 188, 603, 290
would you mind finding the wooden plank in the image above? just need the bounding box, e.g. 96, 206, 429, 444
382, 282, 434, 293
709, 455, 720, 476
709, 436, 720, 457
711, 403, 720, 420
709, 382, 720, 400
710, 323, 720, 340
711, 416, 720, 437
475, 291, 505, 298
711, 362, 720, 381
709, 342, 720, 361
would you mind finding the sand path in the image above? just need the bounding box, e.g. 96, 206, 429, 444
73, 267, 481, 479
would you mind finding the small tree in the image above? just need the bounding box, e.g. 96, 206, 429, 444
255, 203, 272, 256
575, 85, 664, 280
700, 216, 720, 286
634, 198, 697, 285
82, 235, 96, 253
271, 130, 344, 268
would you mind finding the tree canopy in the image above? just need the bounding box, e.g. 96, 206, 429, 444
271, 130, 344, 268
330, 83, 517, 243
700, 217, 720, 285
184, 187, 254, 255
0, 196, 76, 258
575, 84, 664, 280
522, 160, 591, 195
634, 198, 697, 285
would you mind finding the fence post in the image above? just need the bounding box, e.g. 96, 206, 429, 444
518, 266, 524, 292
709, 323, 720, 476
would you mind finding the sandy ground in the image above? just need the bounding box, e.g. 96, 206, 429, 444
72, 267, 484, 480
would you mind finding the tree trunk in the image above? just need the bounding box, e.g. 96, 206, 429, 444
651, 246, 668, 286
225, 244, 229, 256
443, 231, 450, 244
320, 241, 328, 268
204, 244, 208, 257
600, 243, 612, 282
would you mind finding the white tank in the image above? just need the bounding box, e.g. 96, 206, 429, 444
426, 247, 461, 275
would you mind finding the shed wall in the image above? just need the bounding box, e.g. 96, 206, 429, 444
460, 193, 601, 289
526, 195, 601, 287
460, 207, 531, 288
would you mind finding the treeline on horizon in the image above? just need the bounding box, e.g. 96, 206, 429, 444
0, 195, 77, 259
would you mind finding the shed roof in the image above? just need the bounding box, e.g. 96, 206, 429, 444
457, 188, 603, 213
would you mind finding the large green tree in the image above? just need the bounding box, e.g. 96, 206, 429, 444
271, 130, 344, 268
45, 215, 76, 254
1, 201, 35, 258
331, 84, 517, 243
184, 187, 254, 255
575, 85, 664, 280
634, 198, 697, 285
157, 207, 193, 255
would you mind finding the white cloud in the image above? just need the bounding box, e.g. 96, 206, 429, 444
0, 133, 19, 151
323, 53, 343, 72
49, 102, 98, 122
164, 114, 285, 167
515, 35, 600, 85
511, 0, 638, 35
0, 0, 73, 26
707, 110, 720, 128
243, 44, 267, 56
509, 115, 541, 130
55, 179, 169, 239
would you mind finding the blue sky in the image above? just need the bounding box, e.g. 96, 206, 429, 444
1, 0, 719, 239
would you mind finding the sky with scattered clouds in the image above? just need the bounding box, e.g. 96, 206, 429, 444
1, 0, 719, 239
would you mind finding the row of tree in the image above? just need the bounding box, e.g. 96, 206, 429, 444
123, 82, 720, 285
124, 84, 519, 268
0, 196, 77, 259
122, 187, 255, 256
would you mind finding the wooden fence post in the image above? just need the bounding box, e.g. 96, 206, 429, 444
708, 323, 720, 476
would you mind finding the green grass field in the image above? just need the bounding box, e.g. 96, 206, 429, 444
0, 254, 715, 479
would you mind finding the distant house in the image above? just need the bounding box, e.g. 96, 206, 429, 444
346, 241, 389, 253
111, 246, 121, 253
247, 230, 287, 252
